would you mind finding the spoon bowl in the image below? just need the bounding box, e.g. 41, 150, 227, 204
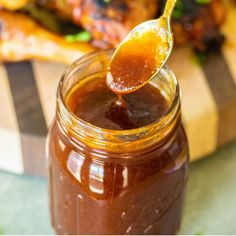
107, 0, 177, 95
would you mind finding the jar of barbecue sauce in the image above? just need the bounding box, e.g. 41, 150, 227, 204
47, 50, 189, 235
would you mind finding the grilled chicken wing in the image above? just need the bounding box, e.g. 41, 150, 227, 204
34, 0, 158, 48
71, 0, 158, 48
168, 0, 226, 51
0, 10, 94, 64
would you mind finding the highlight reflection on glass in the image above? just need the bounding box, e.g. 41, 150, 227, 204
89, 163, 104, 194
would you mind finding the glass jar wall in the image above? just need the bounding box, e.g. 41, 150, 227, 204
47, 50, 189, 235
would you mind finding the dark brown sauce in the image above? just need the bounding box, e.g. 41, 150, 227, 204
66, 76, 169, 130
107, 29, 169, 94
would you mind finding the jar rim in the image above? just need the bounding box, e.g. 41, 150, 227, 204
57, 49, 180, 147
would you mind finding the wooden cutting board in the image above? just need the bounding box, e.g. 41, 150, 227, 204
0, 1, 235, 176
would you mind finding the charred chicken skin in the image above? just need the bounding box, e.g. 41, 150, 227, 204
0, 0, 226, 64
166, 0, 226, 52
70, 0, 158, 48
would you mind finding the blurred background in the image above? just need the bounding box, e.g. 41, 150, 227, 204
0, 0, 236, 234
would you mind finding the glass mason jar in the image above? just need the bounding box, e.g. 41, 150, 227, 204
47, 50, 189, 235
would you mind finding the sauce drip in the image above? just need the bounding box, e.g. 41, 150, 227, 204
67, 75, 169, 130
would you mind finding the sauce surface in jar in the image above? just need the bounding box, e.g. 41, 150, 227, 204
67, 75, 168, 130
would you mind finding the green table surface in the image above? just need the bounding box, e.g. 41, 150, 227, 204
1, 141, 236, 235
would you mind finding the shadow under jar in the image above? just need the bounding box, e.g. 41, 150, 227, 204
47, 50, 189, 235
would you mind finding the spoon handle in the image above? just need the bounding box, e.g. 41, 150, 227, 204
163, 0, 178, 19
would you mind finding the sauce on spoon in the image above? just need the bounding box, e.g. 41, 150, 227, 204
107, 0, 177, 95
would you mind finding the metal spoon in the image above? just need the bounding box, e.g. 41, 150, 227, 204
107, 0, 177, 95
